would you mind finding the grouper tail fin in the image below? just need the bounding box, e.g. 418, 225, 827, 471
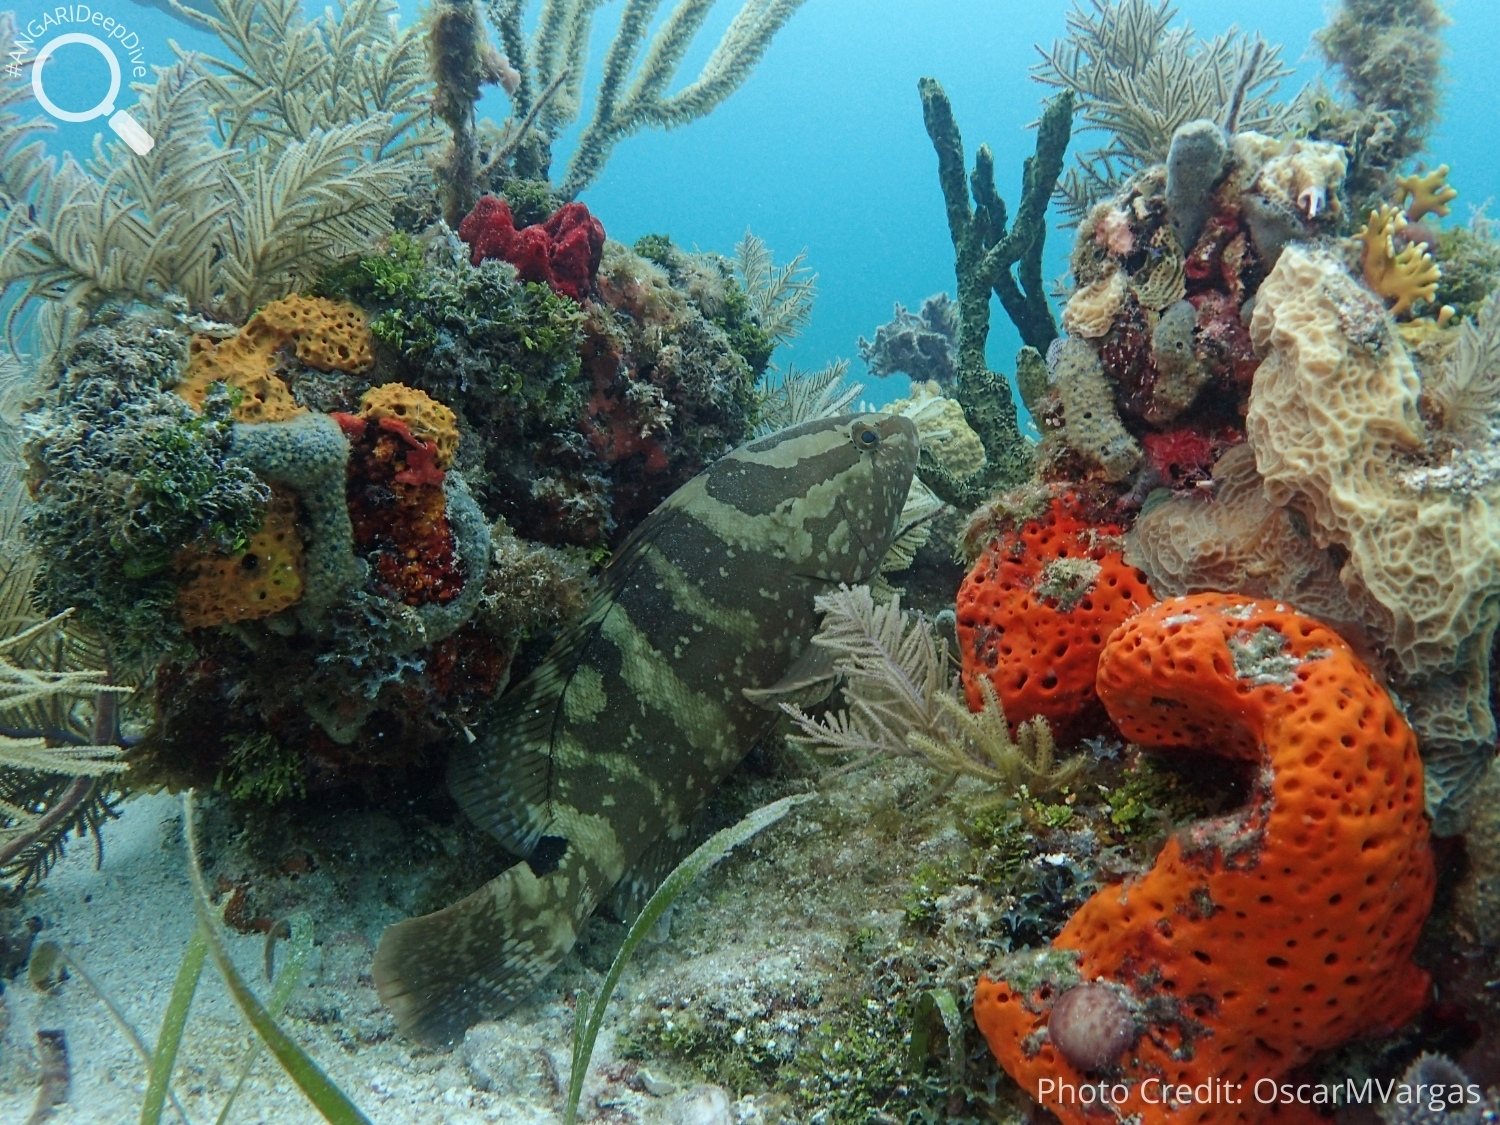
372, 858, 587, 1045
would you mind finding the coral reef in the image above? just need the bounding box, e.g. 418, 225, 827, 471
35, 218, 779, 796
917, 80, 1074, 507
24, 312, 270, 657
956, 491, 1156, 741
458, 196, 606, 301
320, 232, 760, 549
1249, 245, 1500, 827
857, 295, 959, 388
1035, 0, 1297, 220
975, 594, 1434, 1125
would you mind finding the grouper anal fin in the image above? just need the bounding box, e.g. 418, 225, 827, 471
372, 857, 587, 1045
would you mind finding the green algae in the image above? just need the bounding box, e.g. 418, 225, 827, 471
25, 315, 269, 658
216, 732, 308, 806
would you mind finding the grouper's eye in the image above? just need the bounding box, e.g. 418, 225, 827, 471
851, 421, 881, 450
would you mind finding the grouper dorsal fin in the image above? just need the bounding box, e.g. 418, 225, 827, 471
445, 506, 681, 858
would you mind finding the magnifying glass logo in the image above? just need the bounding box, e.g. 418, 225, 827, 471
30, 33, 155, 155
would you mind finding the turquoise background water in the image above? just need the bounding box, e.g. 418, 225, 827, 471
9, 0, 1500, 404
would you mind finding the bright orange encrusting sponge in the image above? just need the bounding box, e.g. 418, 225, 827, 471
956, 493, 1156, 739
176, 296, 375, 423
973, 593, 1434, 1125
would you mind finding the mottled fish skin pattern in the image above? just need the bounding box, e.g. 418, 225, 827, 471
372, 413, 919, 1044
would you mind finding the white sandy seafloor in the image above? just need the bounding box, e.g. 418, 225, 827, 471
0, 759, 939, 1125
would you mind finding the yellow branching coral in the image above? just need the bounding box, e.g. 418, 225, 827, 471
1357, 204, 1441, 317
1398, 164, 1458, 222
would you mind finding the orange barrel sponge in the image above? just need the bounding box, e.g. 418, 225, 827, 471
974, 593, 1434, 1125
956, 493, 1156, 739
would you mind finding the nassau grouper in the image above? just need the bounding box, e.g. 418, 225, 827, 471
372, 413, 919, 1044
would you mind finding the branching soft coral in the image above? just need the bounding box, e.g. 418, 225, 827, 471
1035, 0, 1297, 219
1358, 203, 1441, 316
780, 585, 954, 769
0, 0, 428, 341
1425, 292, 1500, 445
0, 611, 130, 892
734, 231, 817, 348
481, 0, 811, 198
907, 679, 1082, 798
781, 585, 1082, 797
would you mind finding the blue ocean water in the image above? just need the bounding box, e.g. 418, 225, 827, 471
10, 0, 1500, 404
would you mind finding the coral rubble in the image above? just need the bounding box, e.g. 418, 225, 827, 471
976, 595, 1434, 1125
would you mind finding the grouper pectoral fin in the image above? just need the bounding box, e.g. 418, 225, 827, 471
373, 857, 587, 1046
741, 642, 840, 711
